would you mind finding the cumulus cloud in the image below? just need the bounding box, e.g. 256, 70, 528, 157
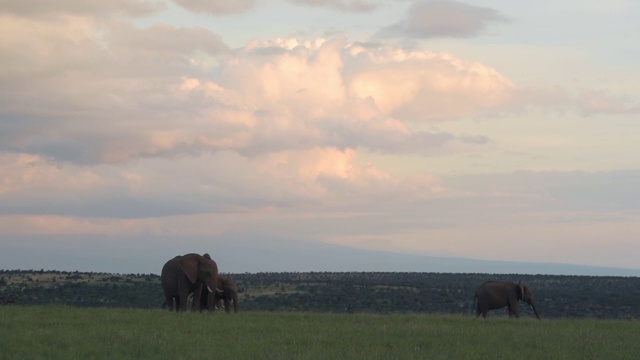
345, 42, 516, 120
170, 0, 260, 15
0, 6, 520, 220
287, 0, 377, 12
1, 29, 513, 165
380, 0, 509, 39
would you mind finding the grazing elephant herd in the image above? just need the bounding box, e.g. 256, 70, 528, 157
161, 253, 540, 319
161, 253, 238, 313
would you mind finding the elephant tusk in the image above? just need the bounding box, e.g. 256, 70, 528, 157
207, 286, 213, 293
216, 288, 224, 294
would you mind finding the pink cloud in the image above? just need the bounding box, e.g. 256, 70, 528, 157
578, 89, 640, 116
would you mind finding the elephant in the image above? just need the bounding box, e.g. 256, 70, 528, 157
199, 275, 239, 313
474, 281, 540, 319
161, 253, 220, 312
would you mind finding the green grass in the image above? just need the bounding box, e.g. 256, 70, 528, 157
1, 306, 640, 359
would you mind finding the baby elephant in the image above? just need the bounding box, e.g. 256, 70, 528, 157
474, 281, 540, 319
199, 275, 239, 313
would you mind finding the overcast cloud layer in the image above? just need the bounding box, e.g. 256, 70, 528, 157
1, 0, 639, 274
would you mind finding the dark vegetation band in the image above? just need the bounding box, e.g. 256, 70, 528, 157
2, 270, 639, 319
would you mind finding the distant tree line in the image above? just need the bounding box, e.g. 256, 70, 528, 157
2, 270, 640, 319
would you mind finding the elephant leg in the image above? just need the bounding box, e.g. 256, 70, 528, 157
164, 296, 174, 311
476, 301, 488, 318
478, 305, 488, 318
179, 291, 189, 312
200, 291, 209, 312
192, 285, 203, 312
509, 302, 519, 318
224, 299, 231, 314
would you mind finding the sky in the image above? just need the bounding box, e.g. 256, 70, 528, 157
1, 0, 639, 275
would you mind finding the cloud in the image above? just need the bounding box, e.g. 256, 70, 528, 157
442, 169, 640, 214
0, 9, 519, 224
577, 89, 640, 116
345, 42, 516, 120
287, 0, 377, 12
3, 163, 639, 273
0, 147, 446, 220
0, 0, 639, 274
1, 29, 513, 165
380, 0, 509, 39
170, 0, 260, 15
0, 0, 164, 17
107, 22, 229, 58
0, 15, 229, 164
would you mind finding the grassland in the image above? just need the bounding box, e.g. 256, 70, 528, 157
2, 306, 640, 359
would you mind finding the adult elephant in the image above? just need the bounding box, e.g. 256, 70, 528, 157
161, 253, 220, 312
474, 281, 540, 319
200, 275, 239, 313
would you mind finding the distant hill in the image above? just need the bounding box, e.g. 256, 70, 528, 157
209, 238, 640, 277
1, 234, 639, 277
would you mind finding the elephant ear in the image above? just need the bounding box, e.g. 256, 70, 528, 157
179, 255, 200, 284
518, 281, 525, 299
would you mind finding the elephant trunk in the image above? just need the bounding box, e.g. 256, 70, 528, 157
232, 294, 239, 313
529, 301, 541, 320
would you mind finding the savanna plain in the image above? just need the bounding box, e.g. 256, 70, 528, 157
2, 306, 640, 359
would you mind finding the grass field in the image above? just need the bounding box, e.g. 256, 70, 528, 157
1, 306, 640, 359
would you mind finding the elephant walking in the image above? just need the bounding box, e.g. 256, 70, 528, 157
474, 281, 540, 319
161, 253, 220, 312
200, 275, 239, 313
